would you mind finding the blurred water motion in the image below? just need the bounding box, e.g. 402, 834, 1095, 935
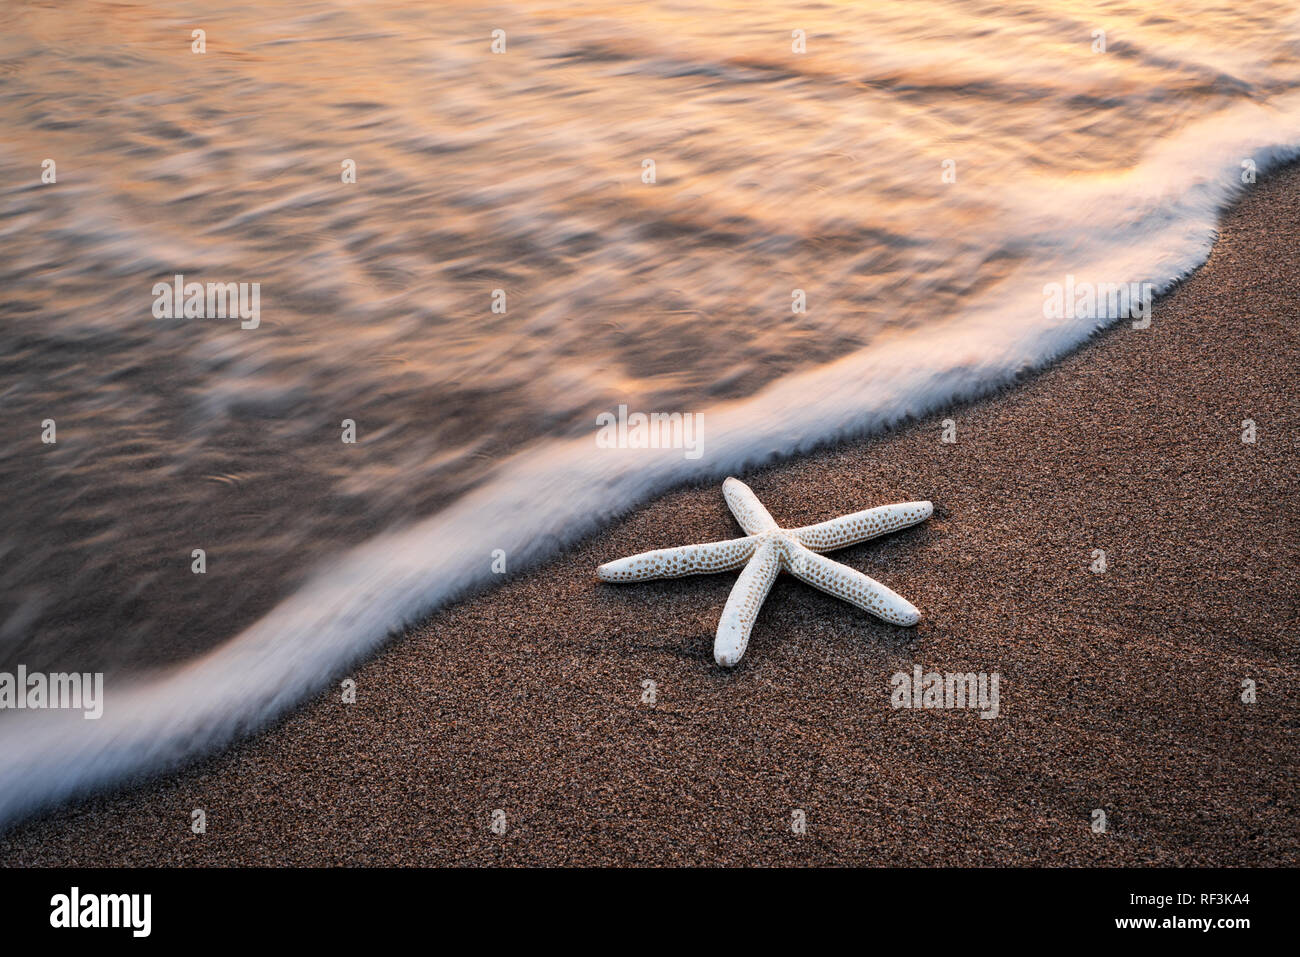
1, 0, 1298, 678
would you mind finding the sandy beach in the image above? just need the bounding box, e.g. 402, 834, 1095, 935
4, 163, 1298, 867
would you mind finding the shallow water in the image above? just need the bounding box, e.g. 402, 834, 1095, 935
1, 0, 1299, 822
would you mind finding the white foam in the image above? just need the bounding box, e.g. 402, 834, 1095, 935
2, 99, 1299, 828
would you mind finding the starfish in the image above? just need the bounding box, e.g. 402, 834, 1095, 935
597, 478, 933, 667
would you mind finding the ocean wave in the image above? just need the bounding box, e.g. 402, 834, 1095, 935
3, 97, 1298, 827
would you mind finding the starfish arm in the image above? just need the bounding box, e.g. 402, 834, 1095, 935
722, 477, 778, 535
596, 537, 757, 582
792, 501, 932, 553
714, 541, 781, 667
787, 544, 921, 626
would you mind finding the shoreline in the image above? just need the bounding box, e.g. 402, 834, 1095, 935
4, 163, 1299, 866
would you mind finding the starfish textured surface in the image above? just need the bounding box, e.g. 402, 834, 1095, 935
597, 478, 933, 667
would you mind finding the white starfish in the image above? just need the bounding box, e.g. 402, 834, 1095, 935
597, 478, 933, 667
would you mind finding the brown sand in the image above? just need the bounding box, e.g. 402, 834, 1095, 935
4, 166, 1299, 867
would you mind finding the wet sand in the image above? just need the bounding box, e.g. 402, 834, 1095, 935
4, 165, 1298, 866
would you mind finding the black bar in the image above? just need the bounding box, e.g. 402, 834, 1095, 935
0, 867, 1280, 943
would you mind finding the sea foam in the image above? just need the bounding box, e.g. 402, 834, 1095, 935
2, 97, 1299, 827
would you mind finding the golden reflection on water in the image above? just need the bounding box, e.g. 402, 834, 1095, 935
0, 0, 1296, 673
